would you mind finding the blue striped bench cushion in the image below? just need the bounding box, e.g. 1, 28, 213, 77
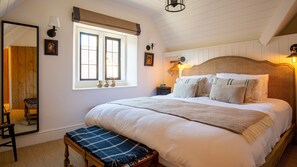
66, 126, 154, 167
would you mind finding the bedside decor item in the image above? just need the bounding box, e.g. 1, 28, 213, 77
47, 16, 60, 37
111, 80, 116, 87
44, 39, 58, 55
97, 80, 103, 88
287, 44, 297, 63
160, 83, 166, 88
144, 52, 154, 66
165, 0, 186, 13
104, 80, 109, 87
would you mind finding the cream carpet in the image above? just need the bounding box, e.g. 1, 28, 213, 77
0, 139, 296, 167
0, 139, 84, 167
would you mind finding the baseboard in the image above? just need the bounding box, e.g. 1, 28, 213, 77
0, 123, 86, 152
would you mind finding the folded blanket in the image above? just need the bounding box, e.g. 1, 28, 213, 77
66, 126, 154, 167
110, 97, 274, 143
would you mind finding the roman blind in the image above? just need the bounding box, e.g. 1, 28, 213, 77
72, 7, 141, 36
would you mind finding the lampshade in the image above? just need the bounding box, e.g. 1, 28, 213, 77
168, 56, 186, 76
165, 0, 185, 12
48, 16, 60, 28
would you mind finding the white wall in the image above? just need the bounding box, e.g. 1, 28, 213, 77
163, 33, 297, 87
0, 0, 165, 148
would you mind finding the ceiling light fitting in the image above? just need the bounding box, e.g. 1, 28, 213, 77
165, 0, 185, 12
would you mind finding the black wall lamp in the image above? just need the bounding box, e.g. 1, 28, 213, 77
146, 43, 154, 51
170, 56, 186, 64
47, 16, 60, 38
287, 44, 297, 63
165, 0, 186, 13
168, 56, 186, 75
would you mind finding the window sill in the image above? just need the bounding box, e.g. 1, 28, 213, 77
72, 85, 137, 91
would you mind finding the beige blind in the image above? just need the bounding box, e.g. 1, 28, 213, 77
72, 7, 141, 36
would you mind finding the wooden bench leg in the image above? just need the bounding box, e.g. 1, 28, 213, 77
153, 151, 159, 167
64, 143, 70, 167
84, 158, 88, 167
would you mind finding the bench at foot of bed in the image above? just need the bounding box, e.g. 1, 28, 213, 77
64, 126, 159, 167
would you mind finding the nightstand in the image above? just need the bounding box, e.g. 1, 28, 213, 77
156, 87, 171, 95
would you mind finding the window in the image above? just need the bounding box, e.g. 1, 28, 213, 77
105, 37, 121, 80
73, 23, 138, 89
80, 33, 98, 80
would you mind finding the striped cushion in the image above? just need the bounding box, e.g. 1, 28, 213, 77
66, 126, 154, 167
213, 77, 258, 103
176, 77, 207, 96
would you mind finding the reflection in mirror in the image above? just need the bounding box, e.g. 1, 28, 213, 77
2, 21, 39, 135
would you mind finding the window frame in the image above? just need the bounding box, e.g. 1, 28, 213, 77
105, 36, 121, 80
73, 23, 134, 89
79, 32, 99, 81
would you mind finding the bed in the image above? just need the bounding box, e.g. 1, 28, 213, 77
85, 56, 296, 167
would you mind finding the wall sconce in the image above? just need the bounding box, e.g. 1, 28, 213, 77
287, 44, 297, 63
146, 43, 154, 51
168, 56, 186, 76
47, 16, 60, 38
170, 56, 186, 64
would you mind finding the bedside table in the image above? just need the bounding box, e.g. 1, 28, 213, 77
156, 87, 171, 95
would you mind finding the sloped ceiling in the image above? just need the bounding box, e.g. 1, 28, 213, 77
110, 0, 291, 52
1, 0, 296, 52
0, 0, 23, 18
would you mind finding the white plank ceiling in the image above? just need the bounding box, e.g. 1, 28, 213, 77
110, 0, 289, 51
1, 0, 295, 52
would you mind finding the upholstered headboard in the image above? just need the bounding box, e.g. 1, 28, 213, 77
182, 56, 296, 123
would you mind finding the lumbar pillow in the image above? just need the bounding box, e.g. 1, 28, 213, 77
213, 77, 258, 103
210, 84, 247, 104
173, 83, 198, 98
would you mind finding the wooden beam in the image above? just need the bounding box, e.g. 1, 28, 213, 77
259, 0, 297, 46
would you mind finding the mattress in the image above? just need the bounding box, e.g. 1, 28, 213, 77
85, 95, 292, 167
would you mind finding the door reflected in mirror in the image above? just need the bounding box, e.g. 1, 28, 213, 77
2, 21, 39, 135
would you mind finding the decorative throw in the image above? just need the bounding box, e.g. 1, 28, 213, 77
110, 97, 274, 143
66, 126, 154, 167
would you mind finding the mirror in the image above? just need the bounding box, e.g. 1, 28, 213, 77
2, 21, 39, 135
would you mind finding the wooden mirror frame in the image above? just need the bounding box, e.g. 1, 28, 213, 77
1, 20, 39, 135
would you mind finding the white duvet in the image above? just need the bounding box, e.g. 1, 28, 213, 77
85, 95, 292, 167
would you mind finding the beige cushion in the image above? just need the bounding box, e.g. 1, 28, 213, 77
176, 77, 207, 96
216, 73, 269, 101
180, 75, 215, 96
210, 85, 247, 104
173, 83, 198, 98
213, 77, 258, 103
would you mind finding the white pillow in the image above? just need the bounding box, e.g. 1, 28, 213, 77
216, 73, 268, 101
179, 74, 215, 96
173, 83, 198, 98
